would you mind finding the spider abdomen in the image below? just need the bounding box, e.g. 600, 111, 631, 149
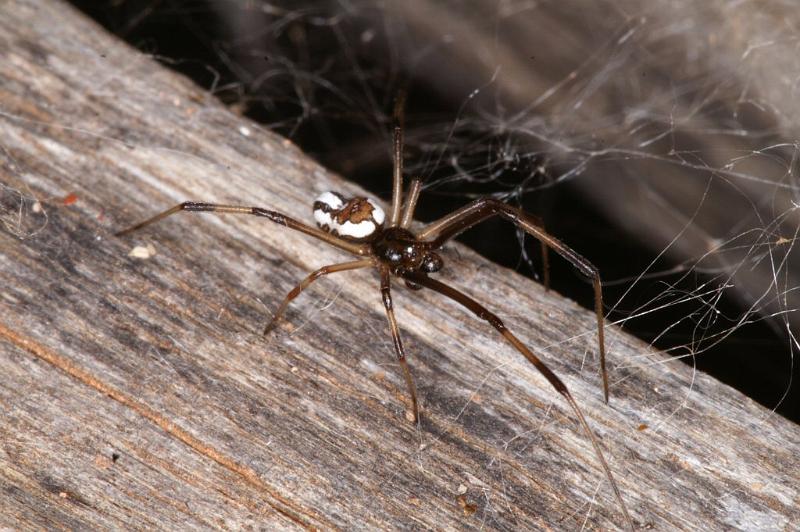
313, 191, 385, 240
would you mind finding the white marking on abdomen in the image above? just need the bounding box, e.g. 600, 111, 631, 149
313, 192, 384, 240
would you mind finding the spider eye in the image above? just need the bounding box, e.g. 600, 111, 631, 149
313, 192, 384, 240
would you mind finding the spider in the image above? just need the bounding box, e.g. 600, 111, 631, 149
116, 95, 633, 528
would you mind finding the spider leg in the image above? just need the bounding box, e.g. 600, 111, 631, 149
418, 198, 607, 403
263, 259, 374, 335
540, 237, 551, 291
389, 92, 406, 227
403, 272, 633, 530
115, 202, 370, 256
380, 267, 420, 423
400, 177, 423, 229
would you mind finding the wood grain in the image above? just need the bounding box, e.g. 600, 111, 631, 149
1, 0, 798, 530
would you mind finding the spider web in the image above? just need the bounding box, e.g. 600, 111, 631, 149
4, 0, 799, 527
64, 0, 798, 422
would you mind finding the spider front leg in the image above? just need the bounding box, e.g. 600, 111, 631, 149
263, 259, 373, 335
418, 198, 608, 403
388, 91, 407, 227
403, 272, 632, 529
380, 268, 420, 423
115, 201, 370, 257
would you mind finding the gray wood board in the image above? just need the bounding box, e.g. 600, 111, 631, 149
0, 0, 797, 530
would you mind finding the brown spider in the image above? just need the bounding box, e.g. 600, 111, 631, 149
116, 95, 632, 528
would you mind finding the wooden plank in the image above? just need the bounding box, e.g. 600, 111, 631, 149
0, 0, 797, 530
0, 336, 302, 530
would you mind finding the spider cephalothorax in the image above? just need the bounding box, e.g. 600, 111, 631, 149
116, 94, 633, 528
370, 226, 442, 276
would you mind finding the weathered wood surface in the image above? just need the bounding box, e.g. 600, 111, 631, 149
0, 1, 797, 530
